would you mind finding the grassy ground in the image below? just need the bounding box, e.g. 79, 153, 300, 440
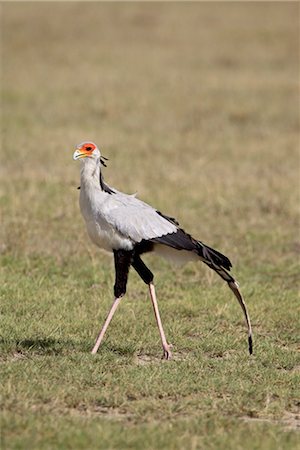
1, 2, 299, 449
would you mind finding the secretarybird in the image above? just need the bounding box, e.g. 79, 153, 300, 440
73, 141, 253, 359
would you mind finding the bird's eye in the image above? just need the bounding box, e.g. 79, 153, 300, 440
85, 146, 92, 151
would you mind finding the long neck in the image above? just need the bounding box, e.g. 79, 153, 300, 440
80, 157, 114, 194
80, 157, 101, 189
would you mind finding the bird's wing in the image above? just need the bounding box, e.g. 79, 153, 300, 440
101, 192, 178, 243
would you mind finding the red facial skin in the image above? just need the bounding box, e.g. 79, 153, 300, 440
79, 142, 96, 156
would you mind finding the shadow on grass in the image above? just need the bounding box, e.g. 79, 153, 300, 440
17, 338, 73, 353
0, 337, 85, 356
1, 338, 136, 358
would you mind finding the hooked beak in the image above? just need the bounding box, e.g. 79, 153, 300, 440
73, 148, 88, 160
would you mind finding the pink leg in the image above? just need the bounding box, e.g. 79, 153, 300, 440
148, 282, 172, 360
91, 296, 122, 354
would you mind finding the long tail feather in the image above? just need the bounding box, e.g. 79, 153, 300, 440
228, 280, 253, 355
151, 229, 253, 354
204, 259, 253, 355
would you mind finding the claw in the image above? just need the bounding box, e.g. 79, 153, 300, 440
162, 343, 173, 360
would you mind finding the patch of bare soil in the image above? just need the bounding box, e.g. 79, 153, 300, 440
135, 351, 190, 365
69, 404, 133, 421
241, 411, 300, 431
0, 351, 30, 363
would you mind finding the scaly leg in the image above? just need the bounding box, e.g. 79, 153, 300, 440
148, 282, 172, 360
91, 296, 122, 354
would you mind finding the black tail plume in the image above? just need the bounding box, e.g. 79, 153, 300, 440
198, 242, 232, 271
151, 229, 253, 354
199, 242, 253, 355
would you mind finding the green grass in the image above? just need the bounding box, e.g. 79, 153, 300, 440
1, 2, 299, 449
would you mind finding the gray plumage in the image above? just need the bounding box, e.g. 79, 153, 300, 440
73, 141, 253, 357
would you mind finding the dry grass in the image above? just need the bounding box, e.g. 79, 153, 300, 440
1, 2, 299, 449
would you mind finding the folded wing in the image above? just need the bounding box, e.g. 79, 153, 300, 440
102, 193, 178, 243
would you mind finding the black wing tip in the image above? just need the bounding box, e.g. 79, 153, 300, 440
248, 335, 253, 355
201, 243, 232, 271
223, 260, 232, 271
156, 211, 180, 226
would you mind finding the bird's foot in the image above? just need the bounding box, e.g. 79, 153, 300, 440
162, 343, 173, 360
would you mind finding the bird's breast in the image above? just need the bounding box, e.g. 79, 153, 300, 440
79, 187, 134, 252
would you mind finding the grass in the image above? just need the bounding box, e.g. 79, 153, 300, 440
1, 2, 299, 449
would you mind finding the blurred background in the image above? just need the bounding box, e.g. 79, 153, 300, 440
1, 4, 299, 447
2, 2, 299, 267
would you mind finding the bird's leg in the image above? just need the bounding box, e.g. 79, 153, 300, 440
131, 254, 172, 360
148, 282, 172, 360
91, 249, 133, 355
91, 296, 122, 354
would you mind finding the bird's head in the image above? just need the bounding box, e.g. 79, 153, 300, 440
73, 141, 109, 167
73, 141, 100, 161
